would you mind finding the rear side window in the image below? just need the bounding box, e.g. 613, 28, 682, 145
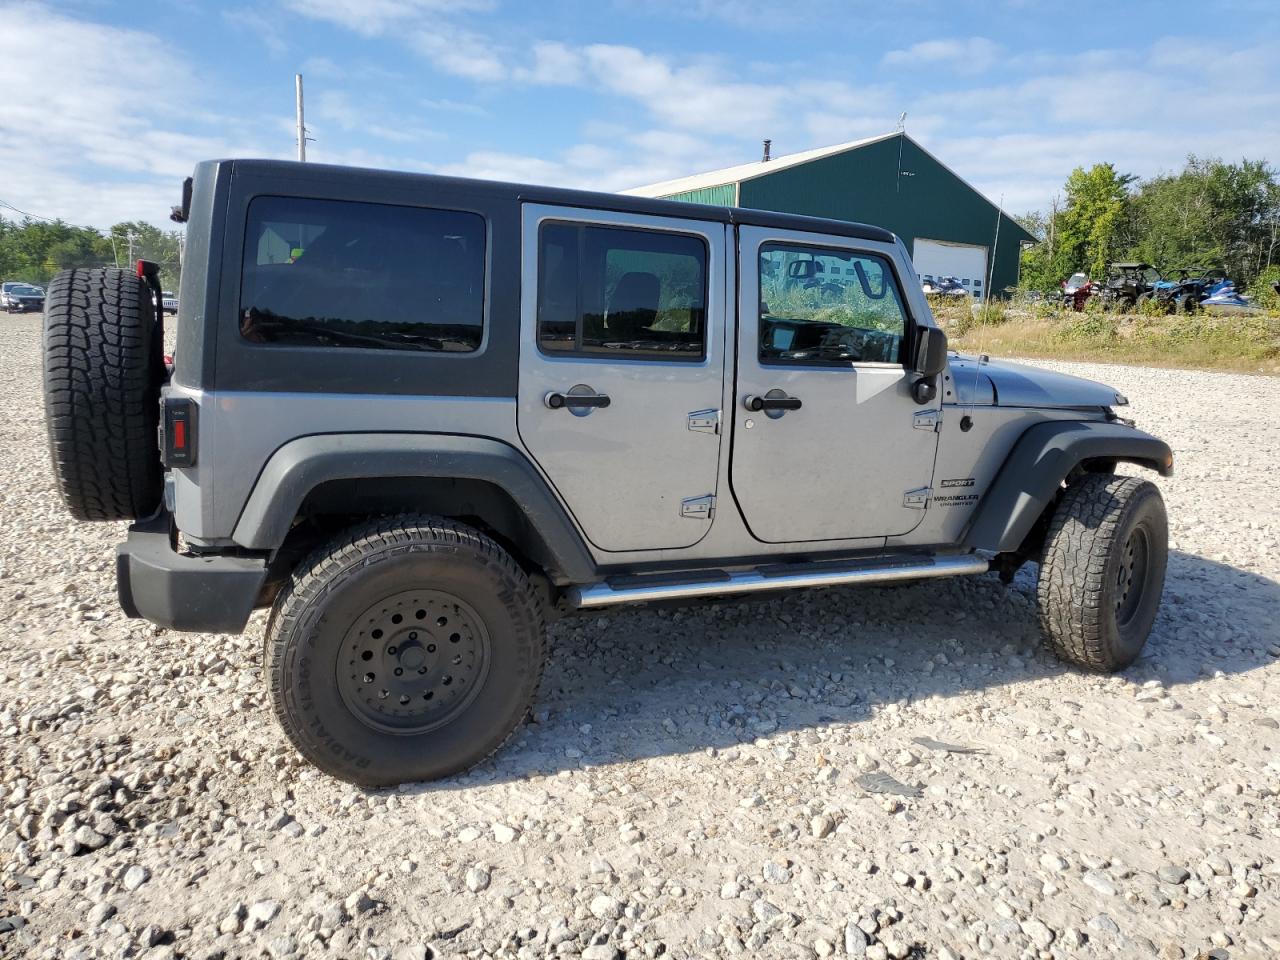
239, 196, 486, 353
537, 222, 707, 361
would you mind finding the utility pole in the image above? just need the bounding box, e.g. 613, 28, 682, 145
295, 73, 307, 162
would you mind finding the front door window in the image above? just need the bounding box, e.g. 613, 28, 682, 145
758, 244, 907, 365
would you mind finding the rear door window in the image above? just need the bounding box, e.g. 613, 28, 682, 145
537, 222, 707, 361
240, 196, 486, 353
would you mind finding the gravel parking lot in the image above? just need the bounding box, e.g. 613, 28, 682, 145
2, 312, 1278, 960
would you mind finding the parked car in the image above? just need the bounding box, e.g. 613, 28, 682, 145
1101, 263, 1161, 312
921, 275, 967, 297
41, 159, 1173, 786
2, 281, 45, 313
160, 291, 179, 315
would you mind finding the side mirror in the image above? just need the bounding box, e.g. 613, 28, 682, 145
911, 325, 948, 404
913, 325, 948, 378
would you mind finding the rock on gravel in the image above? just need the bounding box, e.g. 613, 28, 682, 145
1, 317, 1278, 958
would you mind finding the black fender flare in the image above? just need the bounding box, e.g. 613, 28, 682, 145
963, 420, 1173, 554
231, 433, 597, 583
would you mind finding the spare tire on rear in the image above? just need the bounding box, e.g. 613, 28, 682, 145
43, 268, 164, 521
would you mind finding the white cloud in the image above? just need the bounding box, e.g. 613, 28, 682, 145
882, 38, 1001, 73
514, 42, 585, 85
407, 23, 508, 82
0, 3, 277, 227
581, 45, 786, 135
281, 0, 494, 36
313, 90, 443, 143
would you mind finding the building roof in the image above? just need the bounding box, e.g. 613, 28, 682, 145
622, 132, 899, 198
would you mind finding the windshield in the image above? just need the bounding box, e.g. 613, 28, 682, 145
11, 284, 41, 295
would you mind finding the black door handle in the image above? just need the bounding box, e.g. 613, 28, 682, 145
545, 391, 611, 410
744, 393, 802, 412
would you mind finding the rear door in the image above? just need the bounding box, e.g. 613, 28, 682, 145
517, 205, 727, 552
730, 226, 938, 544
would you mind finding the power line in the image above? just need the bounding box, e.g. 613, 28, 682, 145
0, 198, 99, 231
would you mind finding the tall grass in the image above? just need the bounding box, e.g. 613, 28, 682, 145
942, 302, 1280, 375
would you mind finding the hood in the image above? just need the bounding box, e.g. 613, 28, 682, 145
947, 355, 1127, 409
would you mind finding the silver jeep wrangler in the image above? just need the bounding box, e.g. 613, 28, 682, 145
42, 160, 1173, 785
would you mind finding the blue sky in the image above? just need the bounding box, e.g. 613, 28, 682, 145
3, 0, 1278, 228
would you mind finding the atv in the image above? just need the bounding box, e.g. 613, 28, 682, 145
1101, 263, 1161, 312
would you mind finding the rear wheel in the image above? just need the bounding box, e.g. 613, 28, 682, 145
1037, 475, 1167, 672
265, 515, 546, 785
42, 268, 164, 521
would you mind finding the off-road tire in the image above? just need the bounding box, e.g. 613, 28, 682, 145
265, 515, 546, 786
1037, 474, 1167, 672
42, 268, 163, 521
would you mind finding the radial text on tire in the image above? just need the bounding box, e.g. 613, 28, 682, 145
42, 268, 164, 521
265, 515, 547, 786
1037, 474, 1168, 672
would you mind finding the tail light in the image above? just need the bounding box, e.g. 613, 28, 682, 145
160, 397, 197, 467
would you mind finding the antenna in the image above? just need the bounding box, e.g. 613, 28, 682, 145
966, 193, 1005, 424
762, 139, 772, 162
895, 120, 907, 193
295, 73, 308, 162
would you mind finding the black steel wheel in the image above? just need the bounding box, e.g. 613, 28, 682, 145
1037, 474, 1168, 672
266, 515, 546, 786
338, 590, 490, 734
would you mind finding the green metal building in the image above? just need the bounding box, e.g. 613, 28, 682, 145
624, 132, 1034, 299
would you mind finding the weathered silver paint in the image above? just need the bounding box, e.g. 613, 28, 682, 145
166, 200, 1131, 579
954, 355, 1124, 409
730, 224, 938, 542
165, 387, 519, 542
515, 204, 728, 553
942, 357, 996, 406
886, 405, 1097, 549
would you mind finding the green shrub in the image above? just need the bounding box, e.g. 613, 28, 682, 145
1136, 295, 1169, 319
1030, 297, 1061, 320
1246, 265, 1280, 311
973, 301, 1007, 327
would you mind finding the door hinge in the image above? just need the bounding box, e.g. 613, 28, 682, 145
903, 486, 931, 509
687, 409, 720, 435
913, 409, 940, 432
681, 494, 716, 520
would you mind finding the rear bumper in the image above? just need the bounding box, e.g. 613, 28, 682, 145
116, 513, 267, 633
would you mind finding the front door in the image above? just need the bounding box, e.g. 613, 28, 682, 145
517, 205, 727, 552
730, 226, 938, 543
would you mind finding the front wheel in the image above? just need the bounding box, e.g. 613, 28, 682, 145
265, 515, 546, 785
1036, 475, 1168, 672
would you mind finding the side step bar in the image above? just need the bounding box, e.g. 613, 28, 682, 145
569, 554, 989, 609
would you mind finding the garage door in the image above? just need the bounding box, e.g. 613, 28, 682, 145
913, 238, 989, 300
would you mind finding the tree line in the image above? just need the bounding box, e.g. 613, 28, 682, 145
1017, 155, 1280, 299
0, 218, 183, 290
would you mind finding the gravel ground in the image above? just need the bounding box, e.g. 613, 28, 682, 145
2, 312, 1278, 960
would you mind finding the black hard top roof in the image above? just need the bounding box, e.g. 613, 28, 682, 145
1111, 262, 1154, 269
219, 159, 899, 246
